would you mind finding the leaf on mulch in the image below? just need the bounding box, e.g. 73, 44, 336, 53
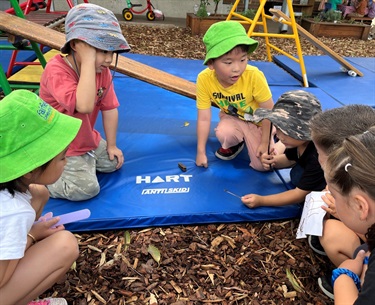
286, 267, 304, 293
148, 244, 161, 264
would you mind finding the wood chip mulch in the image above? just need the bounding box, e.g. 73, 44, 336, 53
38, 22, 374, 304
45, 221, 332, 305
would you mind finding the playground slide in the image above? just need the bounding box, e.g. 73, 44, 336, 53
0, 11, 196, 99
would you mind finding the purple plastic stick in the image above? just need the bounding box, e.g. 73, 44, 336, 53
35, 209, 91, 226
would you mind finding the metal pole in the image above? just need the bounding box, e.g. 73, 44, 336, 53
244, 0, 249, 11
279, 0, 289, 33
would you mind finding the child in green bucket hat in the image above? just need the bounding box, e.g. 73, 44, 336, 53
0, 90, 81, 304
196, 21, 275, 171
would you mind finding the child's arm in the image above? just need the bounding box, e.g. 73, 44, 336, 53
74, 41, 97, 114
196, 108, 211, 168
333, 250, 367, 304
260, 140, 294, 170
257, 98, 274, 159
29, 184, 50, 220
260, 149, 296, 170
102, 108, 124, 169
241, 187, 310, 208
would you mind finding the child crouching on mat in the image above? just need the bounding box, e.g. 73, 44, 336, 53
241, 90, 326, 208
195, 21, 275, 171
39, 3, 130, 201
324, 127, 375, 304
0, 90, 81, 305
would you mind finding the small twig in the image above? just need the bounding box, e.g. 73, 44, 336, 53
224, 189, 242, 199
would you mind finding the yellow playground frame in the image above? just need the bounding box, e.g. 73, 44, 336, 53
227, 0, 309, 87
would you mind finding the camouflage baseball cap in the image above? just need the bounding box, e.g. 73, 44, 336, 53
253, 90, 322, 141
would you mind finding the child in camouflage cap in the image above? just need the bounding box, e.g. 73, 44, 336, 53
241, 90, 326, 208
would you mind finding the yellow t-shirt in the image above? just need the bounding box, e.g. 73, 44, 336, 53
196, 65, 272, 120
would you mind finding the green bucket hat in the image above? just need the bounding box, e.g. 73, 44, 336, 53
0, 90, 82, 183
203, 21, 259, 65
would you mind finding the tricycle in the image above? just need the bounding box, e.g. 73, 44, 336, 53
122, 0, 164, 21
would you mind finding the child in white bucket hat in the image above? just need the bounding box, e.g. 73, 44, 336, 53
39, 3, 130, 201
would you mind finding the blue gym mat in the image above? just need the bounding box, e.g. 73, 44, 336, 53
45, 69, 303, 232
346, 57, 375, 73
273, 55, 375, 106
2, 48, 373, 232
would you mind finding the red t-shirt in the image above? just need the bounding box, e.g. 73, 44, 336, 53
39, 54, 119, 156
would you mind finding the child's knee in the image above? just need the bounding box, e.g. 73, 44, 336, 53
247, 145, 267, 171
53, 231, 79, 262
214, 121, 237, 140
49, 178, 100, 201
321, 219, 338, 242
215, 127, 228, 141
69, 182, 100, 201
62, 231, 79, 258
249, 159, 267, 172
98, 159, 118, 173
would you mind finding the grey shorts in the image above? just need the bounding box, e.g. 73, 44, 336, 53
47, 138, 118, 201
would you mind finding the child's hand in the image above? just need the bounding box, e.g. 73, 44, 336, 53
107, 146, 124, 169
359, 251, 370, 285
338, 250, 367, 279
29, 217, 65, 242
196, 153, 208, 168
74, 41, 96, 63
37, 211, 53, 222
241, 194, 262, 208
260, 148, 276, 170
321, 191, 338, 218
333, 250, 368, 303
256, 142, 270, 159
